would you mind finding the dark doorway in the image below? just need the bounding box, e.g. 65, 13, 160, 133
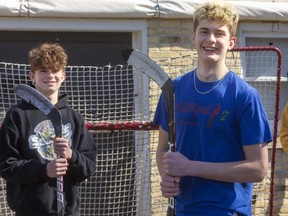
0, 31, 132, 66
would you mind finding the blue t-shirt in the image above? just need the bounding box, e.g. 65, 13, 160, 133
153, 70, 272, 216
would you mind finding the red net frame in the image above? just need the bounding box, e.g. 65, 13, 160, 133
0, 46, 283, 216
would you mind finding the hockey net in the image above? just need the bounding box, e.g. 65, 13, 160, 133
0, 46, 282, 215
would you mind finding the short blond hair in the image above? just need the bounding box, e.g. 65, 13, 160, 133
28, 43, 67, 72
193, 1, 239, 37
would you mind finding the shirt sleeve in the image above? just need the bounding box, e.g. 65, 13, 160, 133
152, 93, 168, 132
280, 103, 288, 153
239, 88, 272, 146
0, 109, 48, 183
66, 113, 97, 183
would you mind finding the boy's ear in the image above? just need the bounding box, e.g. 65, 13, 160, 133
60, 71, 66, 84
62, 71, 66, 80
228, 36, 237, 50
28, 71, 34, 81
192, 33, 196, 46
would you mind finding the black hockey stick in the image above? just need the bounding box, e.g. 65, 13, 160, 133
14, 84, 65, 216
121, 48, 176, 216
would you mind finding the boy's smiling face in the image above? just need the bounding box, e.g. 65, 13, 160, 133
29, 68, 66, 96
193, 19, 236, 65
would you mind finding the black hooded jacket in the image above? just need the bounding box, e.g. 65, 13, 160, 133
0, 94, 97, 216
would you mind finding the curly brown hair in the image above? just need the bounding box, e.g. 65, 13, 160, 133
193, 1, 239, 38
28, 43, 68, 72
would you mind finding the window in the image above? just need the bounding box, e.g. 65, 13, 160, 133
238, 23, 288, 133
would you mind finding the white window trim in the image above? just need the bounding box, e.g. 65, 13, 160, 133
0, 18, 150, 215
0, 18, 148, 53
238, 22, 288, 80
238, 22, 288, 46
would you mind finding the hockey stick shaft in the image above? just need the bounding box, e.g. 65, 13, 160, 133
162, 79, 176, 216
122, 49, 176, 215
14, 84, 65, 216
